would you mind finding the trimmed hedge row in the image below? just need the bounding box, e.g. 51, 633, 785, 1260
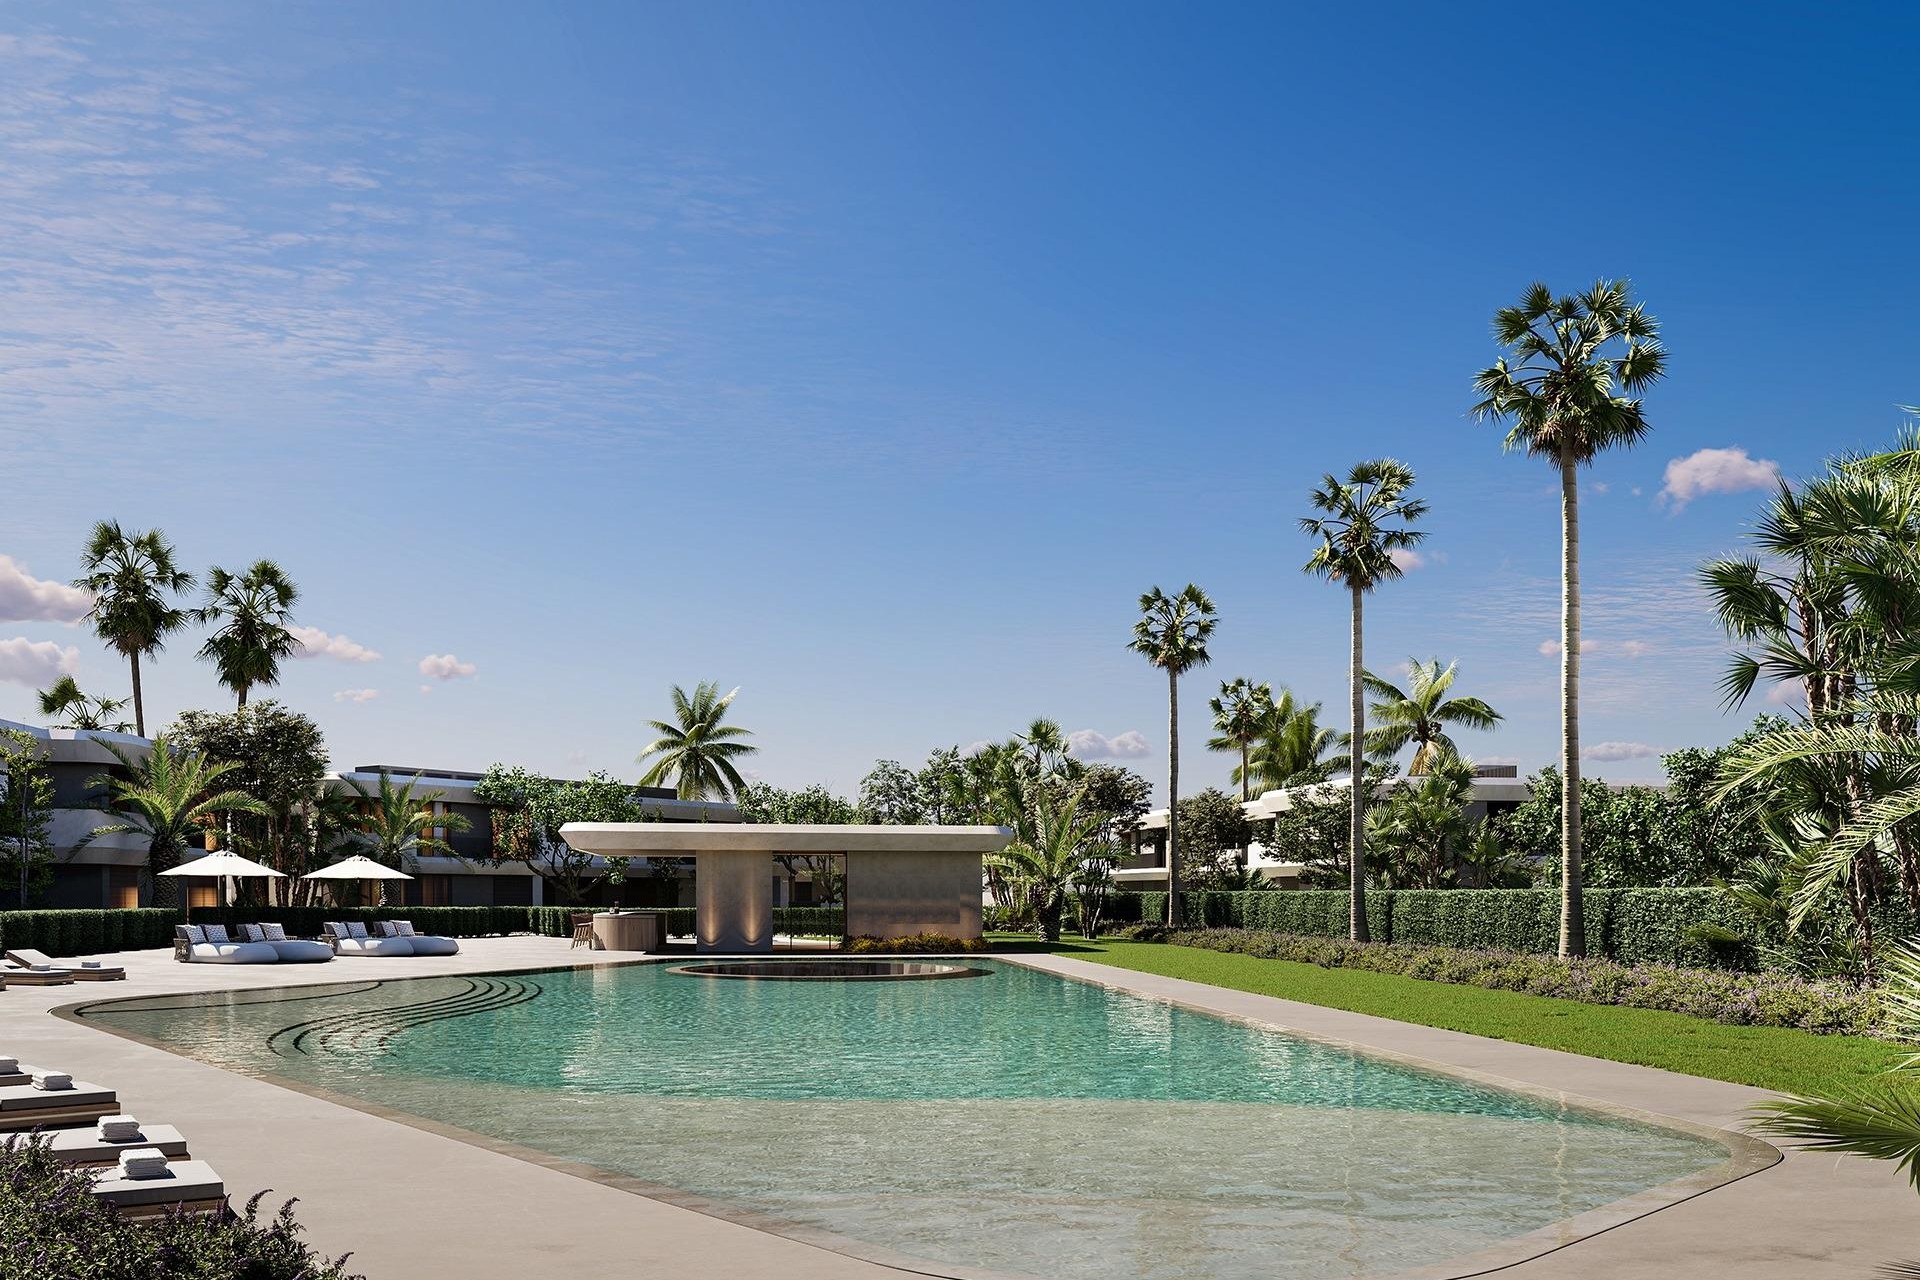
1151, 928, 1884, 1037
0, 910, 179, 957
1110, 888, 1774, 970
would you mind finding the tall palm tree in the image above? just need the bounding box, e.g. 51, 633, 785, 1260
196, 560, 300, 709
1473, 279, 1665, 958
1243, 691, 1341, 793
72, 522, 193, 738
1128, 584, 1217, 926
1302, 459, 1426, 942
1362, 658, 1502, 774
90, 736, 268, 906
637, 682, 759, 800
35, 676, 132, 732
1208, 678, 1274, 802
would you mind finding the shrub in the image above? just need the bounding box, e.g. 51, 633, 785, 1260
845, 934, 987, 953
1160, 928, 1885, 1038
0, 1135, 362, 1280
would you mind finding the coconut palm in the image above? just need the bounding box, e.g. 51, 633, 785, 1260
1362, 658, 1502, 774
1242, 692, 1341, 793
196, 560, 300, 709
1473, 279, 1665, 958
72, 522, 194, 737
89, 736, 268, 906
637, 682, 759, 800
987, 788, 1106, 942
1302, 459, 1426, 943
1128, 584, 1217, 926
1208, 678, 1275, 803
35, 676, 132, 732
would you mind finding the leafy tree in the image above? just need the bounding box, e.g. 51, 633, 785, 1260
1301, 458, 1427, 941
168, 703, 328, 898
857, 759, 929, 824
1261, 781, 1353, 884
91, 737, 268, 906
1208, 678, 1274, 803
73, 521, 193, 737
737, 780, 857, 902
0, 730, 56, 905
636, 682, 758, 800
1072, 762, 1152, 851
1128, 584, 1216, 926
195, 560, 300, 709
35, 676, 131, 733
1362, 659, 1501, 773
1173, 787, 1254, 887
1473, 279, 1665, 957
474, 765, 647, 904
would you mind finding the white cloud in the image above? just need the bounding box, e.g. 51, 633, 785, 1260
1388, 548, 1425, 571
417, 653, 476, 681
1538, 638, 1601, 656
331, 688, 378, 704
0, 556, 91, 624
1590, 481, 1610, 495
1660, 447, 1782, 510
1584, 741, 1660, 762
1477, 755, 1520, 767
960, 740, 994, 757
1067, 729, 1151, 760
418, 684, 434, 695
0, 636, 79, 687
1617, 640, 1654, 658
1766, 682, 1805, 706
292, 625, 380, 663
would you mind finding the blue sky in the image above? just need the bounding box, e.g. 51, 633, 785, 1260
1, 1, 1915, 799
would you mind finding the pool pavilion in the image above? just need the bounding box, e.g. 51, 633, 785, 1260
558, 823, 1013, 952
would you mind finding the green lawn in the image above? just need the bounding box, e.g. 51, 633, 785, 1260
1002, 937, 1902, 1097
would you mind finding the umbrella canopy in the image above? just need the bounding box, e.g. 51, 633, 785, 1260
302, 855, 415, 881
159, 850, 286, 879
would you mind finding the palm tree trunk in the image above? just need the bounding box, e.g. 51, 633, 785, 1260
237, 684, 248, 710
1349, 582, 1369, 943
1166, 667, 1182, 927
1559, 450, 1585, 959
129, 651, 145, 738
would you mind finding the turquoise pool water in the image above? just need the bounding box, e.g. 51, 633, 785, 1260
84, 960, 1732, 1279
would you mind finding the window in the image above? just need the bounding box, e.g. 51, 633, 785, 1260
419, 875, 451, 907
108, 868, 141, 910
188, 884, 219, 910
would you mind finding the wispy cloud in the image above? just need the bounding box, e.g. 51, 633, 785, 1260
1660, 447, 1781, 510
1584, 741, 1660, 762
0, 637, 79, 687
0, 555, 91, 624
1067, 728, 1150, 760
332, 687, 378, 704
418, 653, 475, 680
292, 625, 380, 663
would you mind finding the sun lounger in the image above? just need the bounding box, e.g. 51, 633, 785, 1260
0, 1057, 29, 1089
45, 1122, 190, 1166
92, 1158, 225, 1220
374, 920, 460, 956
4, 949, 125, 981
0, 1078, 118, 1131
235, 924, 333, 963
175, 925, 278, 965
2, 966, 75, 986
324, 922, 412, 957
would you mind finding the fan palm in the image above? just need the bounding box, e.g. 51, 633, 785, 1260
1473, 279, 1665, 958
1301, 459, 1427, 942
1362, 658, 1502, 774
1208, 678, 1274, 803
35, 676, 131, 733
987, 788, 1106, 942
72, 522, 193, 737
89, 736, 268, 906
196, 560, 300, 709
637, 682, 758, 800
1128, 584, 1217, 926
1017, 718, 1069, 775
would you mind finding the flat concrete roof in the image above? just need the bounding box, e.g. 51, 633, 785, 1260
560, 823, 1013, 855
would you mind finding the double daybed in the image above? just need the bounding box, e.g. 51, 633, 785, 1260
174, 921, 460, 963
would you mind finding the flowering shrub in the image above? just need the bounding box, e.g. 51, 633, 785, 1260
1150, 928, 1885, 1038
845, 934, 988, 954
0, 1135, 361, 1280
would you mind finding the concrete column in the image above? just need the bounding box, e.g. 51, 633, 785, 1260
694, 851, 773, 952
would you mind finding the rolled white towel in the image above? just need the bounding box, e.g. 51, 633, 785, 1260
117, 1147, 170, 1179
0, 1056, 17, 1074
32, 1071, 73, 1091
97, 1115, 141, 1141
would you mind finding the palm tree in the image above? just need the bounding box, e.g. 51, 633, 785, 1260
346, 770, 472, 905
1302, 459, 1426, 943
1362, 658, 1502, 774
196, 560, 300, 709
1128, 584, 1217, 926
35, 676, 132, 732
1208, 678, 1274, 803
90, 736, 268, 906
1242, 691, 1341, 793
637, 682, 758, 800
1017, 718, 1068, 775
987, 788, 1106, 942
1473, 279, 1665, 959
72, 522, 193, 737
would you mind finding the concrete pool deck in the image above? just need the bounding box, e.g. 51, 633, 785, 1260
2, 938, 1913, 1278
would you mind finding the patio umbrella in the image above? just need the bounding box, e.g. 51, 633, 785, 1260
303, 854, 414, 910
159, 850, 286, 919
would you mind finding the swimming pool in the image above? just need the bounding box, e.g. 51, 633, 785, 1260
81, 959, 1742, 1279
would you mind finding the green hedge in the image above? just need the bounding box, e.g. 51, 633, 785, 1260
0, 909, 177, 957
1107, 888, 1839, 971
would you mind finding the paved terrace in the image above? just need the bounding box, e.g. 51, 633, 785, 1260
0, 938, 1911, 1279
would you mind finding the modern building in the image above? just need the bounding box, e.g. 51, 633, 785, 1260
0, 719, 738, 910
